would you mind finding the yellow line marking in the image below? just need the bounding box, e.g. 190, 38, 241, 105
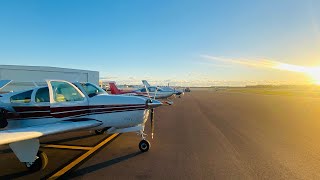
49, 133, 119, 179
41, 144, 93, 151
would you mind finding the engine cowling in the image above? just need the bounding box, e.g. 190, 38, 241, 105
0, 108, 8, 128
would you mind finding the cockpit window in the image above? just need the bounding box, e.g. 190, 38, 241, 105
35, 87, 50, 103
10, 90, 33, 103
80, 83, 106, 97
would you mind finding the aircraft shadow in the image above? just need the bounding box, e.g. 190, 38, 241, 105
66, 151, 142, 178
42, 133, 98, 145
0, 170, 34, 179
0, 148, 13, 154
0, 133, 98, 154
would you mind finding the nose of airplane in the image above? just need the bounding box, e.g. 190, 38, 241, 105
146, 99, 162, 109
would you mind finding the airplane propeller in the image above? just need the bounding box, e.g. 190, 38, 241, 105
144, 85, 156, 139
150, 108, 155, 139
0, 102, 9, 128
0, 101, 18, 128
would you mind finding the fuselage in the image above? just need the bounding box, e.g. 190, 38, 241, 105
133, 86, 175, 99
0, 82, 152, 131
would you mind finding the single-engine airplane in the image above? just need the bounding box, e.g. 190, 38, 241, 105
0, 80, 162, 171
142, 80, 184, 98
109, 82, 175, 101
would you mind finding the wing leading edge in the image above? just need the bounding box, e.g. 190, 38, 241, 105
0, 119, 102, 145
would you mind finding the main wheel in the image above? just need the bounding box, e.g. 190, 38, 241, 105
95, 127, 109, 135
95, 129, 104, 135
25, 151, 48, 172
139, 140, 150, 152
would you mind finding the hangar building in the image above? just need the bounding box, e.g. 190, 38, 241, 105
0, 65, 99, 92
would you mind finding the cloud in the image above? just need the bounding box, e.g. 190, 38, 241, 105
200, 54, 320, 85
200, 55, 277, 69
200, 54, 316, 73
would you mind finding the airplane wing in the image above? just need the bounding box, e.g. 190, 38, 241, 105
0, 119, 102, 145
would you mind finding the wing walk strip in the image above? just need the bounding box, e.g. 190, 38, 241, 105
41, 144, 93, 151
48, 133, 119, 180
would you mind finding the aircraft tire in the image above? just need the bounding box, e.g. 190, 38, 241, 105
25, 151, 48, 172
95, 129, 105, 135
139, 140, 150, 152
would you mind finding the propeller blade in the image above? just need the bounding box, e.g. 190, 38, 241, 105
144, 84, 151, 99
0, 108, 8, 128
154, 87, 158, 100
150, 108, 154, 139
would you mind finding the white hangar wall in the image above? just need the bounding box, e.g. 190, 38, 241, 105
0, 65, 99, 91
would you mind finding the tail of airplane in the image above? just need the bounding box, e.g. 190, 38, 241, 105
109, 82, 121, 94
142, 80, 151, 87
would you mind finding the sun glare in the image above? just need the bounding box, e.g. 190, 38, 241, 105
307, 68, 320, 85
275, 63, 320, 85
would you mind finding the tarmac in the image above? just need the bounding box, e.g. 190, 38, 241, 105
1, 90, 320, 179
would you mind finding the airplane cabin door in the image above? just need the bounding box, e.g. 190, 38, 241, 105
46, 80, 89, 118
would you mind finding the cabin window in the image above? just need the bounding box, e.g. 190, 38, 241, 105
141, 88, 146, 92
51, 81, 84, 102
35, 87, 50, 103
10, 90, 33, 103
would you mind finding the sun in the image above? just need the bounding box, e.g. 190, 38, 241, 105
307, 68, 320, 85
275, 63, 320, 85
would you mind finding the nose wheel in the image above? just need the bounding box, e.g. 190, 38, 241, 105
139, 139, 150, 152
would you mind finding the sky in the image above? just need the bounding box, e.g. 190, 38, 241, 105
0, 0, 320, 86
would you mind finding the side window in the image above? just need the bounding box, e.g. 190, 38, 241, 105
35, 87, 50, 103
10, 90, 33, 103
141, 88, 146, 92
51, 81, 84, 102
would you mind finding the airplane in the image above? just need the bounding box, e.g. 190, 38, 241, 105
142, 80, 184, 98
109, 82, 176, 100
0, 80, 162, 172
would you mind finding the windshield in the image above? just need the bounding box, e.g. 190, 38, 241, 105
79, 82, 107, 97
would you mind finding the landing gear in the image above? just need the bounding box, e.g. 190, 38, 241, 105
138, 130, 151, 152
25, 151, 48, 172
139, 140, 150, 152
94, 129, 104, 135
94, 127, 109, 135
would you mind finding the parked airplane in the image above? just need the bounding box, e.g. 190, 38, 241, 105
142, 80, 184, 98
109, 82, 175, 100
0, 80, 162, 171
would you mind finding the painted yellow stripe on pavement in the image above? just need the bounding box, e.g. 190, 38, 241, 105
41, 144, 93, 151
49, 133, 119, 180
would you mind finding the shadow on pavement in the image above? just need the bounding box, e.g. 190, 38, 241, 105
0, 170, 34, 179
43, 133, 98, 145
66, 151, 142, 178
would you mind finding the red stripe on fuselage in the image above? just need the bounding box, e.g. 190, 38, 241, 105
8, 104, 146, 120
50, 104, 145, 113
13, 106, 50, 112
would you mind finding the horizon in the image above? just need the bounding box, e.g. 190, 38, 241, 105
1, 1, 320, 86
